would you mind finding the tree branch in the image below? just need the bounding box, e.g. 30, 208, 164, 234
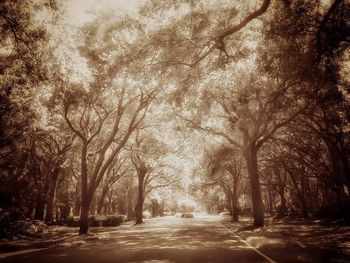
176, 114, 242, 148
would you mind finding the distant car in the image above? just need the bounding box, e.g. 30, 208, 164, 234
142, 211, 151, 219
219, 211, 231, 216
163, 212, 175, 216
181, 213, 194, 218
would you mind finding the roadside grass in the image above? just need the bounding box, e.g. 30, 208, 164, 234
0, 220, 135, 252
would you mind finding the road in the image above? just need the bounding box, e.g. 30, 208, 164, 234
0, 215, 339, 263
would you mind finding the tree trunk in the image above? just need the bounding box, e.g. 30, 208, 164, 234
127, 187, 134, 219
135, 182, 144, 224
135, 170, 145, 224
228, 199, 233, 216
300, 198, 308, 217
160, 200, 165, 216
231, 196, 239, 221
90, 196, 96, 215
79, 145, 90, 235
97, 188, 108, 215
226, 193, 233, 216
299, 193, 309, 218
61, 204, 70, 223
27, 194, 36, 219
45, 169, 60, 223
79, 199, 90, 234
279, 190, 287, 215
231, 183, 239, 221
275, 169, 287, 216
34, 197, 45, 221
288, 167, 308, 218
135, 196, 144, 224
107, 193, 112, 215
244, 143, 264, 227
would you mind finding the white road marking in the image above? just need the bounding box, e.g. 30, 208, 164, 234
0, 248, 48, 259
220, 223, 277, 263
162, 229, 180, 239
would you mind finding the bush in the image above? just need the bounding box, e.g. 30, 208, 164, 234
240, 207, 252, 216
0, 209, 24, 232
314, 204, 350, 222
275, 205, 288, 219
0, 218, 47, 238
88, 215, 99, 227
0, 211, 12, 238
142, 211, 151, 219
66, 214, 127, 228
103, 215, 126, 227
66, 216, 80, 227
14, 220, 47, 236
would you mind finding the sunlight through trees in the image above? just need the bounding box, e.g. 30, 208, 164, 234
0, 0, 349, 239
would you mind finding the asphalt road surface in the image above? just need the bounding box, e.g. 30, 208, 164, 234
0, 215, 339, 263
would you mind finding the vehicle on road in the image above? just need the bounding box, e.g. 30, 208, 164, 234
219, 211, 231, 216
181, 213, 194, 218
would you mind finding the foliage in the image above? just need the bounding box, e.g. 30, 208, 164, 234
1, 0, 349, 234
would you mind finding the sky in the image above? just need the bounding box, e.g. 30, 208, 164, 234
64, 0, 335, 25
65, 0, 143, 25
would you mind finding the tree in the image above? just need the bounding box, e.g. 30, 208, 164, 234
46, 9, 166, 233
131, 133, 178, 224
0, 0, 58, 218
96, 152, 132, 215
202, 145, 245, 221
136, 0, 349, 227
54, 79, 156, 233
30, 130, 73, 222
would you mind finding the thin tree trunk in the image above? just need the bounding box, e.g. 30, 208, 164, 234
34, 197, 45, 221
135, 169, 145, 224
74, 182, 81, 217
127, 189, 134, 219
160, 200, 165, 216
287, 166, 308, 218
61, 204, 70, 223
135, 188, 144, 224
231, 196, 239, 221
107, 194, 112, 215
45, 170, 60, 222
79, 144, 91, 234
266, 186, 274, 214
232, 181, 239, 221
227, 194, 233, 216
300, 172, 309, 218
275, 168, 287, 216
245, 143, 264, 227
280, 190, 287, 215
97, 188, 108, 215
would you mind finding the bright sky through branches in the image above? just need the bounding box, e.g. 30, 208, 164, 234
65, 0, 143, 25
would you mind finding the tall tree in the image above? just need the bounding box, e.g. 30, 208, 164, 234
0, 0, 58, 216
131, 134, 178, 224
203, 145, 245, 221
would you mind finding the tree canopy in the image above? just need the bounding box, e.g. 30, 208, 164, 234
0, 0, 349, 235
